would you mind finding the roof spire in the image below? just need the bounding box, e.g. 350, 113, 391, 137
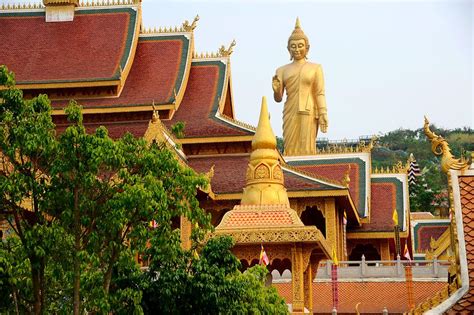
241, 96, 289, 206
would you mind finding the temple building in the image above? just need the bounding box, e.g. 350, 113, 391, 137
2, 0, 471, 313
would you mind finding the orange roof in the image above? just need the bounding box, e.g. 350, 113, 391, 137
51, 34, 191, 109
274, 281, 446, 313
448, 175, 474, 311
0, 7, 138, 86
217, 204, 302, 229
411, 212, 436, 220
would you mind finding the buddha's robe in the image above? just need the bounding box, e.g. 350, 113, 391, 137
274, 62, 327, 156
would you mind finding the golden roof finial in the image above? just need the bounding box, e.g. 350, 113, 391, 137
241, 96, 289, 206
218, 39, 236, 57
182, 14, 200, 32
423, 116, 469, 173
251, 96, 276, 151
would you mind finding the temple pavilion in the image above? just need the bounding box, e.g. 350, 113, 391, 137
4, 0, 470, 312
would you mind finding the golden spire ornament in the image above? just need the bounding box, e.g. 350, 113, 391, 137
241, 96, 289, 205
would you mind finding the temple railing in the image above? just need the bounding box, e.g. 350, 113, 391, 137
272, 255, 449, 282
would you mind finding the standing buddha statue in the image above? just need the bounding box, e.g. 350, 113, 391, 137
272, 18, 328, 156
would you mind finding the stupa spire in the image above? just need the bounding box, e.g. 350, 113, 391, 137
241, 96, 289, 206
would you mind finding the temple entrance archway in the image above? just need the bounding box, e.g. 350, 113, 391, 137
301, 206, 326, 237
349, 243, 381, 261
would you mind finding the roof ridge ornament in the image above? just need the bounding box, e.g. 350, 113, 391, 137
43, 0, 78, 6
218, 39, 236, 57
423, 116, 470, 173
182, 14, 199, 32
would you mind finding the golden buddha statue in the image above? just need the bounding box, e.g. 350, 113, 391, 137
272, 18, 328, 156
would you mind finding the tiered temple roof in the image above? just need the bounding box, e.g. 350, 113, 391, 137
0, 3, 433, 311
0, 0, 413, 246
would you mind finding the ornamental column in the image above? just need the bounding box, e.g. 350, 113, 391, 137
291, 243, 305, 313
303, 261, 313, 312
325, 198, 338, 254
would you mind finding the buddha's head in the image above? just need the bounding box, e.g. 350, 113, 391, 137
287, 17, 309, 60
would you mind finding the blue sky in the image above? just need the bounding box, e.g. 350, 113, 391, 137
142, 0, 473, 140
2, 0, 472, 139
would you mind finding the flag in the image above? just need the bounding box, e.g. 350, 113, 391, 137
403, 243, 411, 261
259, 245, 269, 266
392, 209, 399, 226
332, 246, 339, 266
343, 211, 347, 225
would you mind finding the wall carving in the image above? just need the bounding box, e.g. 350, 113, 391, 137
211, 227, 324, 244
255, 163, 270, 179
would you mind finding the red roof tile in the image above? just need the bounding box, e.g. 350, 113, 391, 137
164, 61, 253, 138
449, 175, 474, 312
187, 155, 340, 195
353, 181, 397, 233
296, 162, 361, 208
51, 35, 190, 109
0, 8, 138, 84
274, 281, 446, 313
288, 158, 367, 217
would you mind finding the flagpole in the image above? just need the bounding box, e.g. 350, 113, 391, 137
331, 247, 339, 311
403, 243, 414, 309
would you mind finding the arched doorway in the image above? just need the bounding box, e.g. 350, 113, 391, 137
301, 206, 326, 237
349, 243, 381, 261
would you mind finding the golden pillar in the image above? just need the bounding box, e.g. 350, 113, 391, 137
337, 209, 344, 260
291, 244, 305, 313
325, 198, 338, 254
380, 239, 391, 261
180, 216, 192, 250
303, 261, 313, 312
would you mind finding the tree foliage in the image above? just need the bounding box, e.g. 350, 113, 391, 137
371, 127, 473, 213
0, 66, 288, 314
0, 65, 211, 313
142, 235, 288, 314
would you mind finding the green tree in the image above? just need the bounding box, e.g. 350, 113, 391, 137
0, 65, 211, 314
142, 235, 288, 314
1, 66, 288, 314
